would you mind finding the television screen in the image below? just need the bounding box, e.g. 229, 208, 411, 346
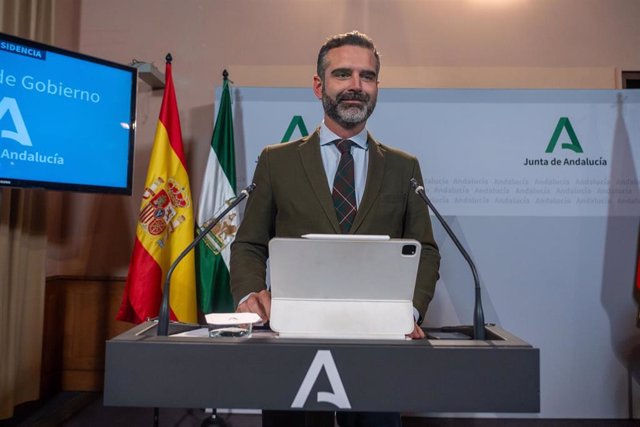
0, 32, 136, 194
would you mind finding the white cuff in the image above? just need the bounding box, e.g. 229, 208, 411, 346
237, 292, 256, 308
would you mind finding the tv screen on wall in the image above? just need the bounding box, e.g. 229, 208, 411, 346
0, 32, 136, 194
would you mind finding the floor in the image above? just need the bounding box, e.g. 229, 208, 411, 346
1, 392, 638, 427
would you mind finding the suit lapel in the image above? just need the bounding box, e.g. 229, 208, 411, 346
298, 130, 342, 233
351, 134, 385, 233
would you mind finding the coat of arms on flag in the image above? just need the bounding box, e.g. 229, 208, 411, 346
139, 177, 191, 247
202, 208, 238, 256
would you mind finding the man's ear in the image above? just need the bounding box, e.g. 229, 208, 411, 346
313, 75, 323, 100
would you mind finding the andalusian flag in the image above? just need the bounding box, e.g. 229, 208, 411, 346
117, 56, 197, 324
196, 72, 237, 313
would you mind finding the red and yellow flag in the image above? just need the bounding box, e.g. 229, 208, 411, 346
117, 59, 197, 324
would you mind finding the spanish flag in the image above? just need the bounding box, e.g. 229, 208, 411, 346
117, 56, 197, 324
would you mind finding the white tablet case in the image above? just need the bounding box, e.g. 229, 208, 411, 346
268, 236, 421, 340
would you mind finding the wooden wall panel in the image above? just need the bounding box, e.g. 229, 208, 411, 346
41, 277, 130, 394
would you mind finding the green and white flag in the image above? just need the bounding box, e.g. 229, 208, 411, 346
196, 76, 236, 313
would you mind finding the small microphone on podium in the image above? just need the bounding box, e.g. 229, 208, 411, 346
410, 178, 486, 340
157, 183, 257, 336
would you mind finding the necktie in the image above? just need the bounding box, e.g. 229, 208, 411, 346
332, 139, 357, 233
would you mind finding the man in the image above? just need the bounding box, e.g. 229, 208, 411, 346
230, 31, 440, 426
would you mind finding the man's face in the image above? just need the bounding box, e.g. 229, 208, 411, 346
313, 45, 379, 130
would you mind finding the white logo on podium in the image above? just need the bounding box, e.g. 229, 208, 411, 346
291, 350, 351, 409
0, 97, 33, 147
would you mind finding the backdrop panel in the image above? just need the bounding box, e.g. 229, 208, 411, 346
221, 87, 640, 418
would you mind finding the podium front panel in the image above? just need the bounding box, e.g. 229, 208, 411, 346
104, 323, 539, 413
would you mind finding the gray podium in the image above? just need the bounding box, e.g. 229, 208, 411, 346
104, 322, 539, 413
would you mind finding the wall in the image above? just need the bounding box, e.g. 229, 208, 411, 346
41, 277, 128, 395
46, 0, 640, 277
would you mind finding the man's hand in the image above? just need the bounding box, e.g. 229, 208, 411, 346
236, 289, 272, 322
406, 322, 425, 340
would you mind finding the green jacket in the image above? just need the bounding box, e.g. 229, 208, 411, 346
230, 130, 441, 320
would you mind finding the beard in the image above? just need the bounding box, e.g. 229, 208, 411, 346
322, 88, 377, 129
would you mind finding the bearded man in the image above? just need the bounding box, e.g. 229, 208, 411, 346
229, 31, 441, 427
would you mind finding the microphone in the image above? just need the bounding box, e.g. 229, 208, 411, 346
410, 178, 486, 340
157, 183, 257, 336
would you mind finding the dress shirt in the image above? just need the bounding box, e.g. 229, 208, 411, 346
318, 122, 369, 208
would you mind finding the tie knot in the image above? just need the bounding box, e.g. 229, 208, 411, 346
334, 139, 355, 155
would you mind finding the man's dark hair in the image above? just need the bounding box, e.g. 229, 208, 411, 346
316, 31, 380, 81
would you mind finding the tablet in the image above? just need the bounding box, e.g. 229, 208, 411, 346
268, 236, 421, 339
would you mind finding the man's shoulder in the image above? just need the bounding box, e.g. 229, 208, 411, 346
262, 132, 317, 154
370, 136, 418, 162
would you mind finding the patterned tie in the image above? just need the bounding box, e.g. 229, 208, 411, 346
332, 139, 357, 233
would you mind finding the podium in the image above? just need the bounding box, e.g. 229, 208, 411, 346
104, 322, 539, 413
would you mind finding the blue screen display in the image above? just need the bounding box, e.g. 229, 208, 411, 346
0, 33, 136, 194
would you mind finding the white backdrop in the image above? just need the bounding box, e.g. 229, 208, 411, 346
220, 87, 640, 418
